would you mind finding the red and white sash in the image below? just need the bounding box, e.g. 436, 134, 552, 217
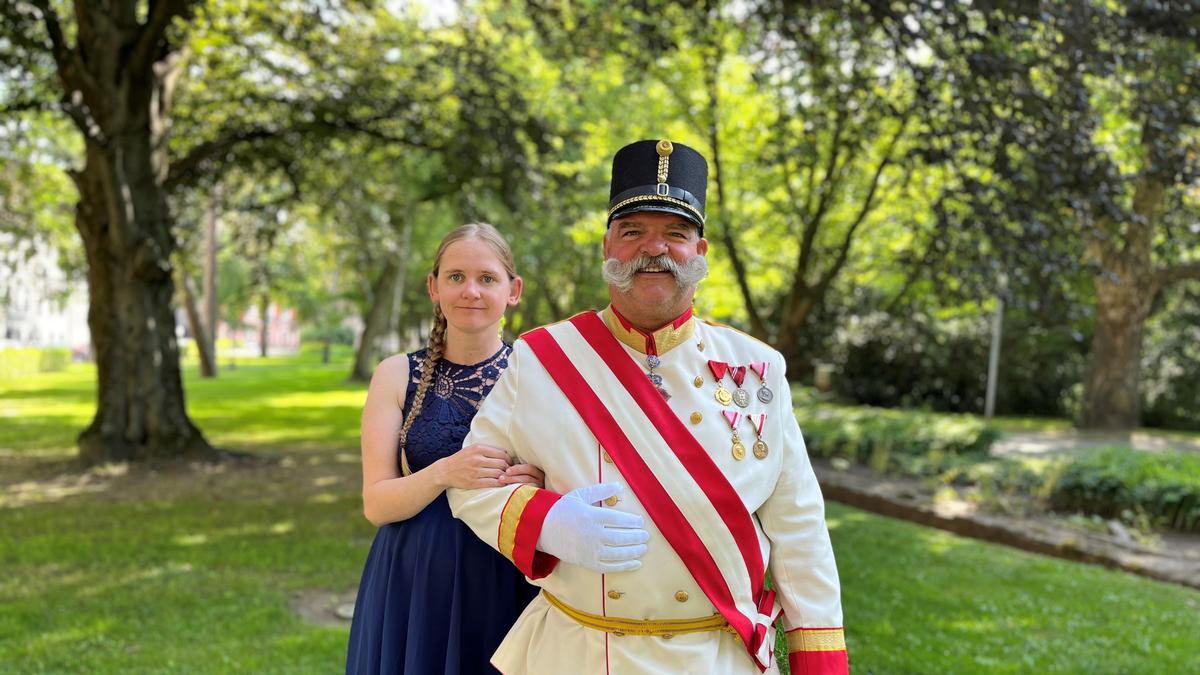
523, 311, 781, 671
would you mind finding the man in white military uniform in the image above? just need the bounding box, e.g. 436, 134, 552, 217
449, 140, 848, 674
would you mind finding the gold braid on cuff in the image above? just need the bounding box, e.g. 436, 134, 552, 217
786, 627, 846, 652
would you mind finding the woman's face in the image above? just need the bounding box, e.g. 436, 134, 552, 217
427, 238, 522, 335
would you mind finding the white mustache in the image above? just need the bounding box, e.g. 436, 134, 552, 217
601, 254, 708, 293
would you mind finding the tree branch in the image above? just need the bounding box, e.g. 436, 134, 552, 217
130, 0, 195, 74
818, 110, 912, 290
165, 114, 433, 189
795, 102, 848, 282
1153, 261, 1200, 292
26, 0, 69, 71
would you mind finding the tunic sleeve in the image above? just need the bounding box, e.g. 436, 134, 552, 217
447, 340, 562, 579
755, 356, 849, 674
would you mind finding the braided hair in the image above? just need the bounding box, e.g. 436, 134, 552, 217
397, 223, 517, 474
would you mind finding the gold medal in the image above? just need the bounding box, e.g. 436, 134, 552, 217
746, 413, 770, 460
708, 360, 733, 406
723, 410, 745, 461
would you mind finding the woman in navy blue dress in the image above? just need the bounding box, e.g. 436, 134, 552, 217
347, 223, 542, 674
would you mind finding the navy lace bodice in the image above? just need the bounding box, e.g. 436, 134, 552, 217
400, 344, 511, 473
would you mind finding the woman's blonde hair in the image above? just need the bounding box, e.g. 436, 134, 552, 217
398, 223, 517, 469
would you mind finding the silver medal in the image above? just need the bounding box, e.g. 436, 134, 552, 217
733, 388, 751, 408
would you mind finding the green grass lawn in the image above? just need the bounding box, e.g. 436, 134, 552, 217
3, 348, 1199, 673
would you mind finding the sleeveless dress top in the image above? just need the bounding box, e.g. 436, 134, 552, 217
346, 345, 538, 674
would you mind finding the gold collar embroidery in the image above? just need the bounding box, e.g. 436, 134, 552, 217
600, 305, 696, 356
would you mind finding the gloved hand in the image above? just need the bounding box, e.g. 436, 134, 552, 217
536, 483, 649, 573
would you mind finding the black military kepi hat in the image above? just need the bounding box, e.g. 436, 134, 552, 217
607, 139, 708, 237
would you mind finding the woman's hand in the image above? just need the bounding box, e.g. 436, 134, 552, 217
433, 444, 512, 489
500, 463, 545, 488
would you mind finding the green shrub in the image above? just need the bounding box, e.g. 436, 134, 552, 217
1048, 446, 1200, 532
0, 347, 71, 378
301, 324, 356, 345
798, 399, 1001, 477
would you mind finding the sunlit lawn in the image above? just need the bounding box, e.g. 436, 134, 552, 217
3, 347, 1199, 673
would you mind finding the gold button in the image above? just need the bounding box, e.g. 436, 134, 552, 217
675, 591, 689, 602
661, 634, 674, 640
607, 590, 624, 599
689, 412, 702, 424
605, 495, 620, 506
697, 341, 705, 351
603, 452, 614, 464
693, 376, 704, 388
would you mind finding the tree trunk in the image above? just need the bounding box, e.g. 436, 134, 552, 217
1081, 264, 1153, 430
322, 338, 332, 365
74, 142, 215, 464
773, 293, 820, 366
203, 186, 219, 368
389, 216, 415, 353
258, 293, 270, 358
1080, 176, 1163, 431
180, 271, 216, 378
63, 4, 216, 464
351, 259, 400, 381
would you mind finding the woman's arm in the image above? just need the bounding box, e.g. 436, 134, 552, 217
360, 355, 512, 527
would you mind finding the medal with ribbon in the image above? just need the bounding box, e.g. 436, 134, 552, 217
730, 365, 750, 408
750, 361, 773, 403
723, 409, 746, 460
746, 413, 769, 459
708, 360, 733, 406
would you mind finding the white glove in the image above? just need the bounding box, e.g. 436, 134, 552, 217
536, 483, 649, 573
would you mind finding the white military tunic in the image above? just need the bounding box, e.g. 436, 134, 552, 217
448, 307, 847, 674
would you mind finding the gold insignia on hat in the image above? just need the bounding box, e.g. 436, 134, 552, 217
656, 139, 673, 184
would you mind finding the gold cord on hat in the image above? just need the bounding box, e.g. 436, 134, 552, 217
656, 139, 673, 185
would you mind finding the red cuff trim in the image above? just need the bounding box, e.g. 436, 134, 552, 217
789, 649, 848, 675
511, 489, 561, 579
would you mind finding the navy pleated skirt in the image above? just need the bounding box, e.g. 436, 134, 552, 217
345, 494, 539, 674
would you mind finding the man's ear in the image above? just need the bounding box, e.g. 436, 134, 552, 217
697, 237, 709, 256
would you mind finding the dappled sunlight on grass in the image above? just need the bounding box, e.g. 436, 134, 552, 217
2, 350, 368, 457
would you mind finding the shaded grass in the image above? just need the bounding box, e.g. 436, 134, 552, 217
3, 350, 1200, 673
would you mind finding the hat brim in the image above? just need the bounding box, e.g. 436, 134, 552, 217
608, 202, 704, 233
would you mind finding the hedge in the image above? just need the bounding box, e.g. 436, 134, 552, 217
796, 393, 1200, 533
797, 401, 1000, 477
0, 347, 71, 379
1048, 446, 1200, 532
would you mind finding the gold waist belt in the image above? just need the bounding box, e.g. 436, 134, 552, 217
542, 590, 736, 638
